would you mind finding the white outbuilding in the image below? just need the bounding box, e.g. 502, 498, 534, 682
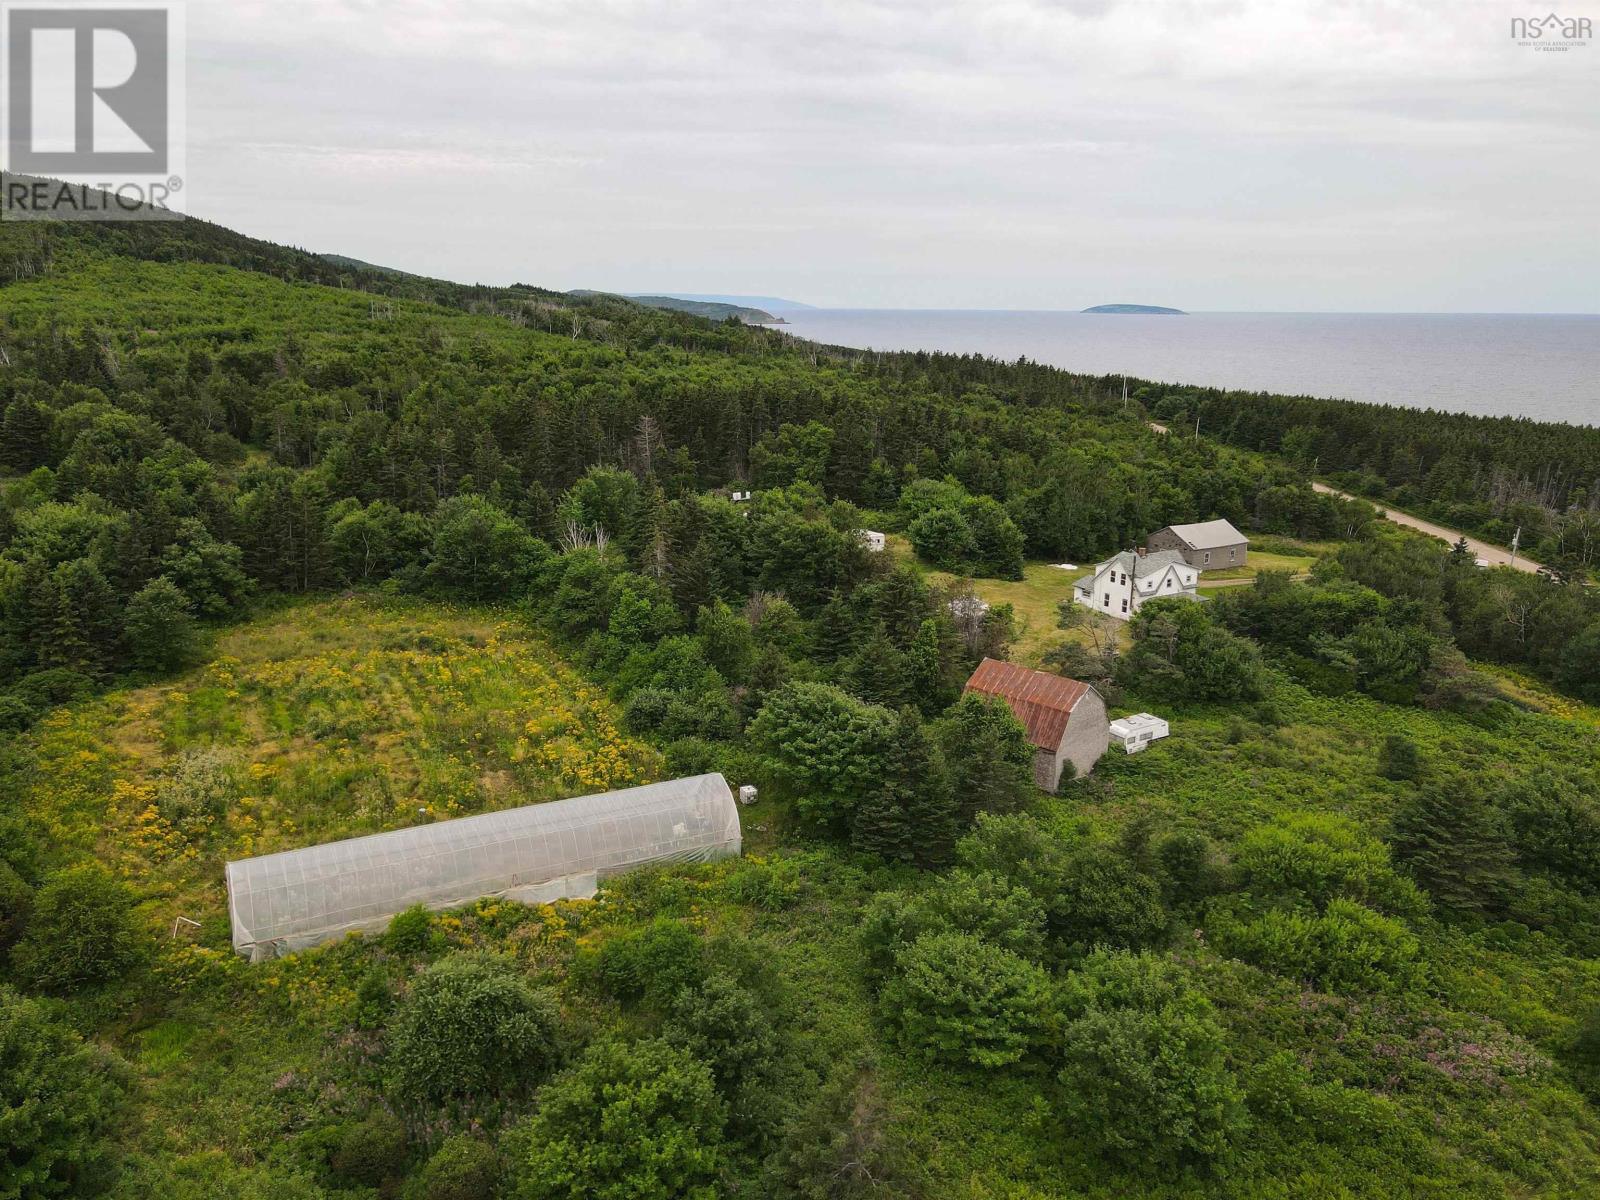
1108, 713, 1170, 754
859, 529, 887, 552
225, 773, 742, 961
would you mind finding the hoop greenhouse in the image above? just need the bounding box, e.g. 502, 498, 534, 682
225, 772, 742, 961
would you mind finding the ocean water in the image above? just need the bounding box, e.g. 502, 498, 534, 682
775, 310, 1600, 426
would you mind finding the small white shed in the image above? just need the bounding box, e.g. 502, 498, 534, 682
1109, 713, 1169, 754
860, 530, 886, 552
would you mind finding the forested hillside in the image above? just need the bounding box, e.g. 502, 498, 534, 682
3, 213, 1600, 1200
1136, 382, 1600, 568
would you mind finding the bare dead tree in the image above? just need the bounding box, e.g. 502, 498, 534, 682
1490, 581, 1531, 647
634, 414, 664, 478
559, 518, 594, 551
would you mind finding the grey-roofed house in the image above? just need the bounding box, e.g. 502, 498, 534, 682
1146, 519, 1249, 571
1073, 549, 1201, 621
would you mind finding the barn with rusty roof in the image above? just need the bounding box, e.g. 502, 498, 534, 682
962, 658, 1110, 791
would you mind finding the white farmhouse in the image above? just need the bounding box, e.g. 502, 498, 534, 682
1073, 550, 1200, 621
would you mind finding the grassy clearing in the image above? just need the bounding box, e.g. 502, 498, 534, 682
890, 536, 1325, 665
21, 594, 660, 923
1198, 547, 1320, 581
885, 536, 1126, 666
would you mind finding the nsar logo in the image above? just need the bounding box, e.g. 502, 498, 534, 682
1510, 11, 1593, 50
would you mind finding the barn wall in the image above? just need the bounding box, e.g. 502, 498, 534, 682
1056, 689, 1110, 781
1032, 748, 1059, 792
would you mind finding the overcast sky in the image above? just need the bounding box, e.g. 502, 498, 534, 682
188, 1, 1598, 311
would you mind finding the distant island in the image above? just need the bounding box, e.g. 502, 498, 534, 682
570, 291, 785, 324
1083, 303, 1186, 315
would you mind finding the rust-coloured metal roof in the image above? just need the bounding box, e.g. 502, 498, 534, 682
962, 658, 1091, 752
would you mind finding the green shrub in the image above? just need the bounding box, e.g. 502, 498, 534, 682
124, 576, 201, 671
0, 694, 38, 732
860, 870, 1046, 985
717, 856, 806, 912
384, 904, 440, 955
664, 972, 778, 1101
353, 967, 393, 1031
1054, 951, 1247, 1169
1211, 899, 1422, 993
1122, 601, 1268, 703
1378, 734, 1422, 782
10, 865, 145, 992
1245, 1051, 1395, 1144
1565, 1005, 1600, 1098
1046, 845, 1169, 961
577, 917, 706, 1007
114, 1155, 327, 1199
409, 1135, 499, 1200
1502, 771, 1600, 894
1156, 830, 1231, 909
387, 954, 560, 1107
763, 1061, 921, 1200
907, 507, 974, 571
424, 496, 544, 598
0, 860, 32, 952
8, 668, 94, 710
879, 930, 1050, 1068
330, 1109, 409, 1188
506, 1038, 726, 1200
1236, 813, 1427, 919
0, 985, 125, 1198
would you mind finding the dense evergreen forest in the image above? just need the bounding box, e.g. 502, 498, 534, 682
1136, 382, 1600, 565
2, 211, 1600, 1200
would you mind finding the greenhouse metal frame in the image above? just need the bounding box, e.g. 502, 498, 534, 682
226, 772, 741, 960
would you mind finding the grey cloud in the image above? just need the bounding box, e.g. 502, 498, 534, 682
184, 0, 1598, 311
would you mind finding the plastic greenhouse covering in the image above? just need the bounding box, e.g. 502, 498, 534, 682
226, 773, 741, 961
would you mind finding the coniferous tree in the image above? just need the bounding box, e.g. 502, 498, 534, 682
934, 693, 1035, 827
1390, 780, 1516, 915
44, 559, 118, 673
812, 590, 857, 663
851, 707, 957, 867
842, 623, 908, 708
0, 399, 51, 471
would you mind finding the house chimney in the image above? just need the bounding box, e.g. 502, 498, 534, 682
1135, 546, 1147, 557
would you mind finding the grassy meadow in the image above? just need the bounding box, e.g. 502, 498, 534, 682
20, 596, 660, 927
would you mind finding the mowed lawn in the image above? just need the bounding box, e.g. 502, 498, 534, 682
1198, 545, 1322, 581
890, 536, 1327, 666
884, 535, 1124, 666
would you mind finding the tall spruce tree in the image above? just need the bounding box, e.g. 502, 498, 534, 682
1390, 779, 1516, 915
935, 693, 1035, 828
851, 707, 957, 867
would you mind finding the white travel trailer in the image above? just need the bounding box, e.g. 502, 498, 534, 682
1108, 713, 1169, 754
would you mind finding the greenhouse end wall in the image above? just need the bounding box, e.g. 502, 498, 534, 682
225, 772, 742, 961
